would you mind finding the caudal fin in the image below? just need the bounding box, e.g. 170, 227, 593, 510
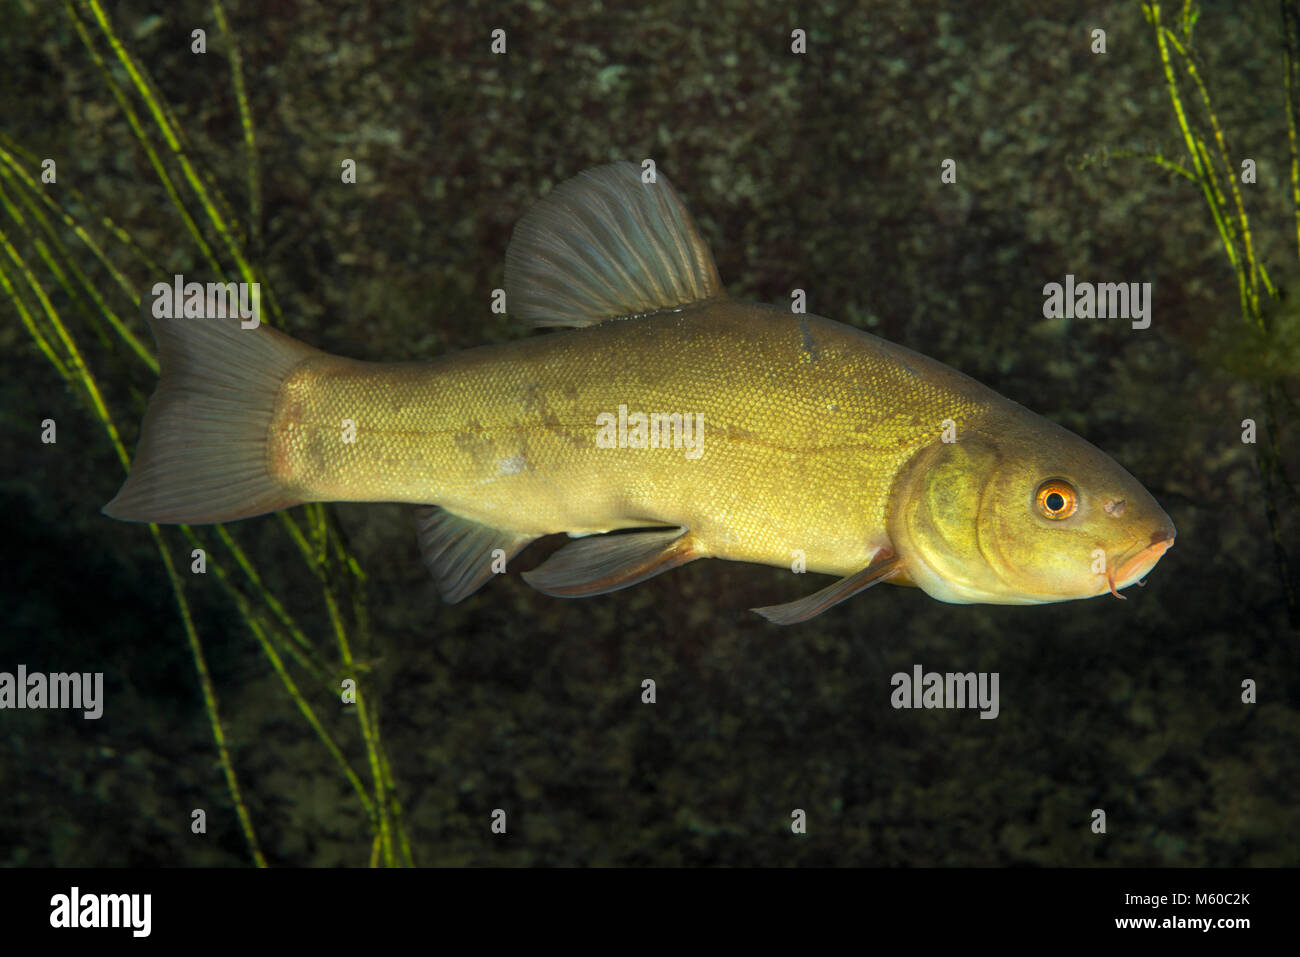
103, 297, 322, 524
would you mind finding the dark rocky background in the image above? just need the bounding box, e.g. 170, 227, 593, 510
1, 0, 1296, 865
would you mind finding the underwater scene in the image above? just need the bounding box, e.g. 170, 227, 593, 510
1, 0, 1297, 870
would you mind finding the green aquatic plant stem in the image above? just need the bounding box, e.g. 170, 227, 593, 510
0, 227, 70, 380
269, 501, 403, 864
1140, 2, 1299, 635
0, 239, 123, 452
80, 1, 253, 290
0, 134, 177, 297
211, 0, 263, 252
0, 162, 338, 681
153, 532, 269, 868
85, 0, 285, 328
1, 136, 359, 696
1284, 1, 1300, 267
78, 0, 283, 328
0, 158, 155, 369
72, 9, 345, 547
289, 502, 407, 865
3, 148, 347, 693
378, 744, 416, 866
319, 549, 399, 867
1160, 23, 1269, 321
1144, 4, 1250, 323
182, 526, 379, 821
212, 521, 330, 671
9, 0, 411, 865
87, 0, 390, 727
63, 2, 224, 278
0, 237, 267, 867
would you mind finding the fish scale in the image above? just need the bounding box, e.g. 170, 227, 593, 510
267, 300, 979, 571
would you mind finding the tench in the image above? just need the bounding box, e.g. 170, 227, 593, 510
104, 162, 1175, 623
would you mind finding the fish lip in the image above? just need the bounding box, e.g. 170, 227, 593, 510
1105, 528, 1175, 596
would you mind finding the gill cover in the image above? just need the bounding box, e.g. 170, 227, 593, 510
890, 435, 1009, 604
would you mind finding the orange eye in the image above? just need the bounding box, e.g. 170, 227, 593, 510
1035, 479, 1078, 520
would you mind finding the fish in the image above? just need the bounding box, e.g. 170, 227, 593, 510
104, 161, 1175, 624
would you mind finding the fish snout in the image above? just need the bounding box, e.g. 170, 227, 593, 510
1105, 526, 1175, 596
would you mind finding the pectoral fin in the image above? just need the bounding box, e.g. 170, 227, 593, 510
522, 527, 700, 597
752, 550, 902, 625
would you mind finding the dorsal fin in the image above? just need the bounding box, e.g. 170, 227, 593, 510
504, 162, 725, 327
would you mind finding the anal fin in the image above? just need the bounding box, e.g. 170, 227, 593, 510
752, 549, 902, 625
521, 527, 700, 597
414, 506, 534, 604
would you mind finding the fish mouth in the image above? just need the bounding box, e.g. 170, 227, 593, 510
1105, 529, 1175, 598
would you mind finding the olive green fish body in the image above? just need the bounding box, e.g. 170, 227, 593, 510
106, 162, 1174, 622
273, 301, 1005, 576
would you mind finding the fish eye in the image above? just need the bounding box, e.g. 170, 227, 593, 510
1035, 479, 1078, 520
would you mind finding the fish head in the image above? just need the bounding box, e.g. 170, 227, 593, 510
888, 415, 1175, 605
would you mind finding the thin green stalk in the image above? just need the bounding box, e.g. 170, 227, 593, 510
152, 530, 267, 867
0, 234, 70, 379
82, 0, 262, 307
321, 569, 396, 865
0, 240, 265, 865
12, 0, 407, 864
1284, 0, 1300, 265
0, 134, 175, 285
212, 0, 263, 251
1141, 2, 1299, 637
184, 527, 378, 818
1162, 25, 1266, 320
0, 143, 157, 329
64, 0, 224, 276
303, 508, 398, 864
378, 734, 416, 866
1144, 5, 1251, 321
0, 231, 120, 439
0, 162, 155, 369
91, 4, 284, 328
212, 523, 330, 669
1108, 148, 1197, 182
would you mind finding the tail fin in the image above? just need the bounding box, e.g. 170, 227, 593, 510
103, 296, 322, 524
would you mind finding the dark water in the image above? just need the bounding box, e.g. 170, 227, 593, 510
1, 1, 1296, 866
